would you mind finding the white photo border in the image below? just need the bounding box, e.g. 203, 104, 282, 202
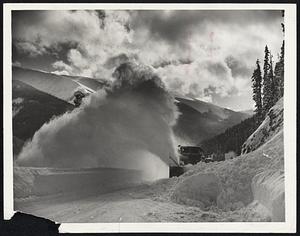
3, 3, 297, 233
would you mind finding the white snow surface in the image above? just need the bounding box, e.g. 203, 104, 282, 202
251, 168, 285, 221
241, 98, 283, 154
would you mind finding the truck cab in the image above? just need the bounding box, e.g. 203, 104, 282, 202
178, 145, 205, 165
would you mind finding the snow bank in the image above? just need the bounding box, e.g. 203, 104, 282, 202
14, 167, 145, 199
251, 169, 285, 221
241, 98, 283, 154
172, 173, 221, 209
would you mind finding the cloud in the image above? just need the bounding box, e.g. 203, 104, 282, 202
12, 10, 283, 109
155, 57, 249, 103
14, 41, 47, 57
52, 60, 73, 72
225, 56, 252, 78
130, 10, 281, 46
12, 10, 133, 77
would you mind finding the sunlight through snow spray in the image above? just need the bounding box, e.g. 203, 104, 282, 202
17, 62, 179, 181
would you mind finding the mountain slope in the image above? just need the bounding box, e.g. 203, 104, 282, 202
199, 114, 261, 155
13, 136, 25, 157
62, 75, 109, 91
240, 109, 255, 116
175, 97, 246, 120
13, 80, 74, 143
13, 66, 106, 103
174, 97, 251, 144
13, 66, 80, 102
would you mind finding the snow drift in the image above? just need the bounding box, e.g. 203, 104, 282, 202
172, 173, 222, 209
16, 62, 178, 181
170, 98, 284, 221
251, 168, 285, 221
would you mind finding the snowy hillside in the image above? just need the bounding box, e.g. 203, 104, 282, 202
241, 98, 283, 154
12, 80, 74, 142
13, 66, 80, 101
13, 66, 106, 103
175, 97, 247, 120
61, 75, 110, 91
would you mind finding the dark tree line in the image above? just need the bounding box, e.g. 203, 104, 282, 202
199, 114, 261, 155
252, 11, 284, 120
252, 44, 284, 119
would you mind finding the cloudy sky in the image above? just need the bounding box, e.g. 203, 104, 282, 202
12, 10, 283, 111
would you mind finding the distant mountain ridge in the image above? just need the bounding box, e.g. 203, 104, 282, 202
12, 66, 251, 151
13, 66, 107, 103
174, 97, 251, 144
240, 109, 255, 116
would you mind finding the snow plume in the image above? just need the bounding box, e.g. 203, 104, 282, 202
16, 62, 179, 181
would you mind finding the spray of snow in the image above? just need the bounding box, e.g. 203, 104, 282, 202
16, 62, 179, 181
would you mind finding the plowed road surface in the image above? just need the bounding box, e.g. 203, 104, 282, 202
15, 184, 218, 223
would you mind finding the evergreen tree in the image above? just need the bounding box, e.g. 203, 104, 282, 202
279, 40, 284, 97
278, 10, 284, 98
262, 45, 273, 114
251, 59, 263, 117
281, 10, 285, 34
273, 41, 284, 101
269, 53, 276, 105
272, 10, 285, 103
